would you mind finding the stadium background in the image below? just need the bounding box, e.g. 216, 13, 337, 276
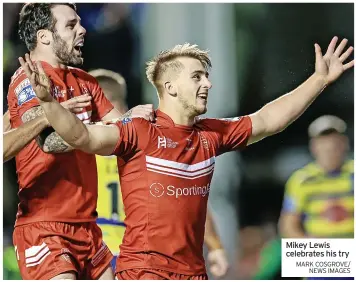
2, 3, 354, 279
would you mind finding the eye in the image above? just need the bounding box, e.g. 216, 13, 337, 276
192, 74, 201, 80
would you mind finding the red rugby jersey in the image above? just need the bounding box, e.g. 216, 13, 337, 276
7, 61, 114, 226
113, 110, 252, 275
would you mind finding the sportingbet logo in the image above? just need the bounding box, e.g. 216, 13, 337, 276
150, 183, 210, 198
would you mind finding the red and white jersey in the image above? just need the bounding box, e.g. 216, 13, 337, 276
112, 110, 252, 275
7, 61, 114, 226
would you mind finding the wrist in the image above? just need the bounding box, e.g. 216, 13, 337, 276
312, 72, 329, 88
38, 95, 55, 104
205, 236, 223, 252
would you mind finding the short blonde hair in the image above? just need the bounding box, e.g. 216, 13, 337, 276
146, 43, 212, 91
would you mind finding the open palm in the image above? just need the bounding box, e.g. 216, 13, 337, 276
18, 53, 53, 102
315, 36, 354, 85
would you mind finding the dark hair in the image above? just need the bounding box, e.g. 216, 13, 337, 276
18, 3, 77, 51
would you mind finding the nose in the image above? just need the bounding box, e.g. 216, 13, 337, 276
78, 24, 86, 37
203, 76, 212, 90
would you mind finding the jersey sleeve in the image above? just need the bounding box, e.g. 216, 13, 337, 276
88, 79, 114, 122
110, 118, 151, 158
202, 116, 252, 155
281, 173, 306, 214
8, 71, 40, 125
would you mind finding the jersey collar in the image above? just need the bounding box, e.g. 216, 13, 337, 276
155, 110, 194, 132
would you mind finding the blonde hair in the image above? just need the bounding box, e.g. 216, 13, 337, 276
89, 69, 127, 101
146, 43, 212, 92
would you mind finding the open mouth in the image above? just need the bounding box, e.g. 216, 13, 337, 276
197, 94, 208, 101
74, 41, 84, 54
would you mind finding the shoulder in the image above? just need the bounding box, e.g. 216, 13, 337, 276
286, 162, 320, 187
9, 67, 29, 93
196, 116, 249, 126
9, 67, 26, 87
195, 117, 225, 130
195, 116, 251, 133
69, 67, 98, 84
108, 117, 154, 131
342, 159, 354, 173
8, 70, 36, 106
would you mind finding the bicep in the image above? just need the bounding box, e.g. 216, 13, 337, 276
247, 112, 268, 145
85, 124, 120, 156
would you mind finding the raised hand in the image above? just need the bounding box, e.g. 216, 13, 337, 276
123, 104, 155, 122
18, 53, 53, 102
315, 36, 354, 85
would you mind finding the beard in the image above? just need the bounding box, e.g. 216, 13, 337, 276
178, 94, 207, 117
52, 32, 83, 66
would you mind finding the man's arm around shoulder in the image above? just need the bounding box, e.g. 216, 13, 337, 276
4, 114, 49, 162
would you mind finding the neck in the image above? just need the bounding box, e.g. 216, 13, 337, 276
316, 161, 343, 174
30, 49, 67, 69
158, 98, 196, 126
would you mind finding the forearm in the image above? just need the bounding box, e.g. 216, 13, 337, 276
258, 73, 328, 134
278, 215, 307, 238
204, 211, 223, 251
39, 99, 91, 149
37, 129, 73, 153
4, 116, 48, 162
280, 227, 307, 238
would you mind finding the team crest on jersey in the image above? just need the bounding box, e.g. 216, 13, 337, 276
15, 78, 37, 106
157, 136, 178, 148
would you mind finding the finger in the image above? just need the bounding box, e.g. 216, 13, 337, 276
71, 102, 91, 108
340, 46, 354, 63
18, 57, 32, 78
210, 265, 223, 277
36, 60, 46, 76
70, 108, 84, 113
30, 72, 37, 88
343, 60, 354, 70
334, 38, 348, 57
314, 43, 323, 62
25, 53, 36, 72
72, 95, 92, 102
326, 36, 338, 56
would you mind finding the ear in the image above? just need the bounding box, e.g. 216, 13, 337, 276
37, 29, 51, 46
164, 81, 177, 97
341, 134, 350, 152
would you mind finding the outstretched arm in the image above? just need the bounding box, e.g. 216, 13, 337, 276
248, 36, 354, 145
19, 56, 120, 155
4, 114, 49, 162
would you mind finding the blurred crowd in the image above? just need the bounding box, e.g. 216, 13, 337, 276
3, 3, 354, 280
